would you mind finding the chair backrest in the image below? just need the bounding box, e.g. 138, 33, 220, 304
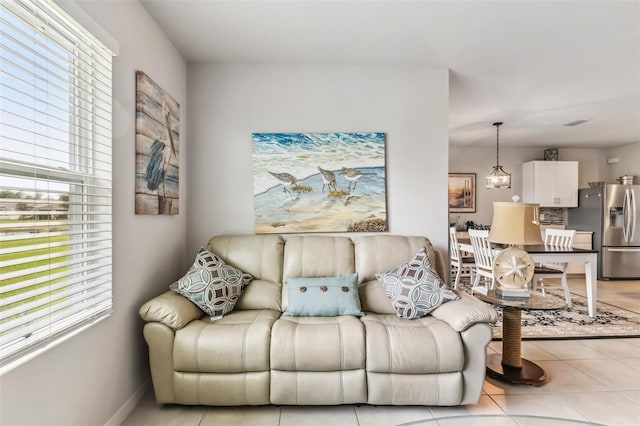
544, 229, 576, 248
449, 227, 461, 261
468, 229, 493, 270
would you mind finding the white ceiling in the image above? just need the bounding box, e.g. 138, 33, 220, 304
139, 0, 640, 149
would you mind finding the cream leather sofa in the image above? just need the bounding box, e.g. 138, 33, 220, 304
139, 234, 497, 406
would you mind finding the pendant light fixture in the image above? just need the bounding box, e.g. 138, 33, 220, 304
486, 121, 511, 189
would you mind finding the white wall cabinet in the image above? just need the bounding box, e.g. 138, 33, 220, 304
522, 161, 578, 207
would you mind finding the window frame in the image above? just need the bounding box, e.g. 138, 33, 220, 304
0, 0, 115, 374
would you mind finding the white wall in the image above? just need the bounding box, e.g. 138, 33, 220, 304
0, 2, 188, 425
449, 146, 540, 226
605, 142, 640, 183
449, 146, 612, 225
558, 148, 608, 188
187, 64, 450, 252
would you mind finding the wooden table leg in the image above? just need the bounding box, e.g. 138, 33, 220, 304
486, 306, 547, 386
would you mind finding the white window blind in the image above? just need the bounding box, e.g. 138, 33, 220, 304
0, 0, 113, 369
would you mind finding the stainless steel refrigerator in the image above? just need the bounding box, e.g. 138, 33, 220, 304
568, 184, 640, 279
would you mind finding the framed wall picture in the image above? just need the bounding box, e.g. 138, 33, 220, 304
252, 132, 387, 233
135, 71, 180, 215
448, 173, 476, 213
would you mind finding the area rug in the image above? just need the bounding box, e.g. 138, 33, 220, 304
456, 281, 640, 340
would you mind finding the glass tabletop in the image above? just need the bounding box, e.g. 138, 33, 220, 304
474, 289, 566, 310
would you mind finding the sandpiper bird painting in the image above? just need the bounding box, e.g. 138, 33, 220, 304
317, 166, 337, 192
268, 171, 298, 195
340, 167, 363, 191
252, 132, 387, 234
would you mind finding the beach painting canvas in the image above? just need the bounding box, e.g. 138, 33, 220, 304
135, 71, 180, 215
448, 173, 476, 213
253, 133, 387, 233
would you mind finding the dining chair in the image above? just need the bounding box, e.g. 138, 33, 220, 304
449, 227, 475, 289
532, 229, 576, 307
468, 229, 495, 294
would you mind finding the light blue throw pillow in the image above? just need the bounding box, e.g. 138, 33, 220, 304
284, 274, 363, 317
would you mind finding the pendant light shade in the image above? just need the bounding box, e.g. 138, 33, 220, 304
486, 122, 511, 189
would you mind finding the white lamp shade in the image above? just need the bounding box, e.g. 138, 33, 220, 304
488, 202, 543, 245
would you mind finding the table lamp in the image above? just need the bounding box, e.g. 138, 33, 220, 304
486, 199, 548, 386
488, 199, 543, 297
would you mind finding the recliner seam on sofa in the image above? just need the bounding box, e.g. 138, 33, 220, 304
337, 321, 343, 370
383, 319, 392, 373
194, 322, 205, 372
334, 238, 338, 276
337, 321, 344, 403
382, 318, 393, 403
425, 323, 440, 404
242, 318, 249, 375
243, 369, 248, 404
292, 321, 298, 371
259, 236, 265, 279
301, 237, 306, 278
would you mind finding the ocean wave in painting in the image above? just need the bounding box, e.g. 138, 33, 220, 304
252, 132, 385, 195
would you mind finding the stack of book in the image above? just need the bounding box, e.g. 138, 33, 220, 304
496, 287, 530, 300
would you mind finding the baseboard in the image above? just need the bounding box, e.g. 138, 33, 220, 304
104, 378, 152, 426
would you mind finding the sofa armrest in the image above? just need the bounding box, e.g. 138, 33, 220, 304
431, 291, 498, 332
139, 291, 203, 330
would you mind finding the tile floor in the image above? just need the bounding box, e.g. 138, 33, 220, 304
122, 279, 640, 426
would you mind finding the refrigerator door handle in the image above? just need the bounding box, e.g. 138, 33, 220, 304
607, 248, 640, 252
631, 188, 636, 241
623, 189, 629, 242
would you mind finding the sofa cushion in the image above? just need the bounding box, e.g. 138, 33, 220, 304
376, 248, 459, 319
282, 236, 355, 311
172, 248, 253, 319
173, 309, 280, 373
174, 372, 271, 406
362, 313, 464, 374
355, 235, 441, 282
367, 372, 463, 406
271, 316, 365, 371
355, 235, 443, 313
284, 274, 363, 317
271, 370, 367, 405
207, 235, 284, 311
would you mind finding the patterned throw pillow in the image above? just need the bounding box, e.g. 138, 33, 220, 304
375, 247, 459, 319
171, 248, 253, 319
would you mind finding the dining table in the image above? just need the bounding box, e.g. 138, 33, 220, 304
458, 239, 599, 317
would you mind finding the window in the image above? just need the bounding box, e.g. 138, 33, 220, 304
0, 0, 114, 370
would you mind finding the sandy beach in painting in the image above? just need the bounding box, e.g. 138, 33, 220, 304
254, 167, 386, 233
252, 133, 386, 233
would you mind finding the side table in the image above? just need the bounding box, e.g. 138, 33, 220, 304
474, 290, 566, 386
